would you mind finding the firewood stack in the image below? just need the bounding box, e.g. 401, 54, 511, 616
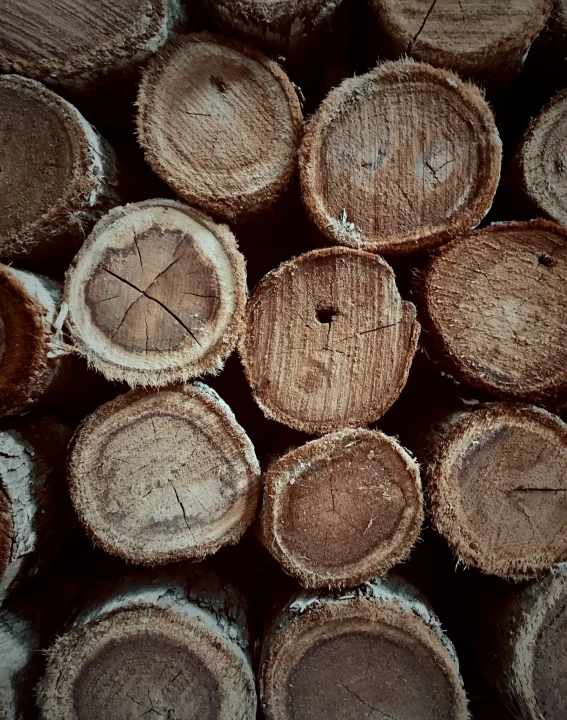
0, 1, 565, 718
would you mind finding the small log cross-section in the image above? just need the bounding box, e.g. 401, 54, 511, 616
300, 60, 502, 254
64, 199, 247, 387
39, 570, 257, 719
0, 0, 184, 91
513, 88, 567, 226
137, 33, 303, 222
426, 403, 567, 580
68, 383, 261, 565
240, 247, 420, 434
369, 0, 551, 90
260, 429, 423, 588
420, 220, 567, 404
0, 75, 120, 271
479, 565, 567, 720
260, 576, 469, 720
0, 416, 72, 603
197, 0, 343, 54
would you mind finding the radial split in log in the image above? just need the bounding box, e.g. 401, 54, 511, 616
260, 576, 469, 720
479, 565, 567, 720
39, 569, 257, 719
0, 75, 120, 271
299, 60, 501, 254
137, 33, 303, 222
369, 0, 551, 90
64, 199, 247, 386
197, 0, 343, 53
421, 220, 567, 404
68, 383, 260, 564
260, 429, 423, 588
0, 0, 184, 90
427, 403, 567, 580
240, 247, 420, 434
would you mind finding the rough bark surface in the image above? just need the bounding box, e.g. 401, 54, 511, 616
260, 428, 424, 588
260, 574, 469, 720
426, 403, 567, 580
39, 568, 257, 720
240, 247, 420, 434
0, 609, 40, 720
420, 220, 567, 403
0, 75, 121, 270
299, 60, 502, 254
64, 199, 247, 387
137, 32, 303, 222
0, 416, 72, 603
68, 382, 261, 565
369, 0, 551, 90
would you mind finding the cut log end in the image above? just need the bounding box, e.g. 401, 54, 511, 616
422, 220, 567, 403
64, 199, 247, 387
240, 247, 420, 434
300, 60, 501, 254
68, 383, 261, 564
519, 88, 567, 226
137, 33, 303, 222
260, 429, 423, 588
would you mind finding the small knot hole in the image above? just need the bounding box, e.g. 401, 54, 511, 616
538, 254, 555, 267
316, 307, 338, 324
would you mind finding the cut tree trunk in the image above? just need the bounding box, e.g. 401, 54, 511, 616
64, 199, 247, 387
420, 219, 567, 405
67, 382, 261, 565
299, 59, 502, 254
477, 565, 567, 720
367, 0, 551, 94
259, 575, 469, 720
0, 415, 73, 603
39, 567, 257, 720
136, 32, 303, 222
239, 247, 420, 434
0, 265, 74, 417
425, 403, 567, 580
0, 608, 41, 720
259, 428, 423, 588
0, 75, 121, 273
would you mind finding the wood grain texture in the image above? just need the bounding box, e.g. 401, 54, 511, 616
64, 199, 247, 387
260, 428, 423, 588
239, 247, 420, 434
426, 403, 567, 580
137, 33, 303, 222
421, 220, 567, 403
300, 60, 501, 254
0, 75, 120, 269
369, 0, 551, 88
260, 576, 469, 720
68, 383, 261, 564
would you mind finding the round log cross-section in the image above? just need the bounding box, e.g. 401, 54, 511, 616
420, 220, 567, 404
426, 403, 567, 580
64, 199, 247, 387
300, 60, 501, 254
137, 33, 303, 222
239, 247, 420, 434
260, 577, 469, 720
67, 383, 261, 564
260, 429, 423, 588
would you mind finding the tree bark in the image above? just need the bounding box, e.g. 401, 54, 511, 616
259, 428, 423, 588
64, 198, 247, 387
420, 219, 567, 405
259, 574, 469, 720
424, 402, 567, 580
68, 382, 261, 565
136, 32, 303, 222
39, 567, 257, 720
239, 247, 420, 434
299, 59, 502, 254
0, 75, 121, 273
